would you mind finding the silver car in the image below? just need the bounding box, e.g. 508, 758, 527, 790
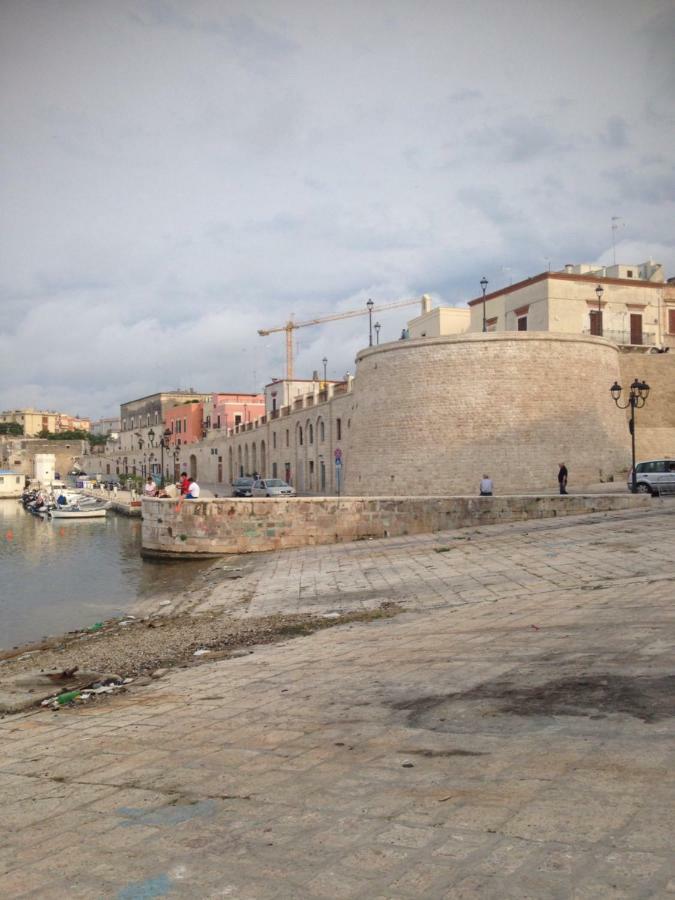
251, 478, 296, 497
628, 459, 675, 495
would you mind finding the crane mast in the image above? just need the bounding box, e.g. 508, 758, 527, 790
258, 295, 429, 380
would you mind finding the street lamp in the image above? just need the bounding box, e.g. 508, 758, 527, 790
374, 322, 381, 344
322, 357, 327, 382
610, 378, 650, 493
480, 277, 489, 332
595, 285, 604, 336
148, 428, 155, 446
158, 428, 171, 487
367, 298, 374, 346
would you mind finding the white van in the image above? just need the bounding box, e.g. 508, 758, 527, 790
628, 459, 675, 495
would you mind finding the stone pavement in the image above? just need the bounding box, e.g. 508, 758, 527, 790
1, 504, 674, 899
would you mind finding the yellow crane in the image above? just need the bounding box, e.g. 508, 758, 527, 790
258, 295, 428, 380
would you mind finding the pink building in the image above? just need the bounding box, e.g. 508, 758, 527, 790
205, 393, 265, 433
165, 401, 204, 447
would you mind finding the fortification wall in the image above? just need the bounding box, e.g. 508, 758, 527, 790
345, 333, 628, 495
141, 494, 649, 557
618, 352, 675, 462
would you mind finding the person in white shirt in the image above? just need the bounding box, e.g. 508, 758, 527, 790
186, 478, 200, 499
144, 476, 158, 496
479, 475, 493, 496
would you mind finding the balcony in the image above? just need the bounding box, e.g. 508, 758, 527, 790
583, 328, 657, 347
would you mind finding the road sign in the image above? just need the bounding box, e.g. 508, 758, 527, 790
335, 457, 342, 467
334, 448, 342, 461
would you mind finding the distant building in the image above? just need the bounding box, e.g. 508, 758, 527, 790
0, 409, 90, 436
204, 393, 265, 432
0, 470, 24, 498
409, 260, 674, 350
90, 417, 121, 437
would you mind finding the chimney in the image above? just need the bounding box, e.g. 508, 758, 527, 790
564, 264, 573, 273
421, 293, 432, 314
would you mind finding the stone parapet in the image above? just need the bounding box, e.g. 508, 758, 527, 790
141, 494, 650, 558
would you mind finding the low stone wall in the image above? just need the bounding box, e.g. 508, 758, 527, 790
141, 494, 651, 558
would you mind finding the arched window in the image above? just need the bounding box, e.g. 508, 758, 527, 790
308, 422, 314, 444
298, 425, 303, 446
319, 419, 325, 442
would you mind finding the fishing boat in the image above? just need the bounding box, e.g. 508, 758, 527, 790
50, 504, 109, 519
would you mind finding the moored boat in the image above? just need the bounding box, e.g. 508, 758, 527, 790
50, 504, 108, 519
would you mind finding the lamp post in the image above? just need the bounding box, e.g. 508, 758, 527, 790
172, 448, 180, 483
480, 277, 488, 332
610, 378, 650, 493
322, 357, 327, 382
374, 322, 381, 344
367, 298, 374, 346
158, 428, 171, 487
595, 285, 604, 336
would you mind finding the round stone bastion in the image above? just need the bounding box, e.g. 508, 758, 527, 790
344, 332, 628, 496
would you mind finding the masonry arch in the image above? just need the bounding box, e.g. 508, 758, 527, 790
244, 444, 250, 475
237, 445, 243, 477
260, 440, 266, 477
189, 454, 197, 480
228, 447, 233, 483
251, 442, 258, 475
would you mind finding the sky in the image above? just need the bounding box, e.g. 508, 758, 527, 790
1, 0, 674, 419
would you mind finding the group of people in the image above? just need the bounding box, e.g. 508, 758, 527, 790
479, 463, 569, 497
143, 471, 200, 499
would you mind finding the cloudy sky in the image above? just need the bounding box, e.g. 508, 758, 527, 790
1, 0, 674, 418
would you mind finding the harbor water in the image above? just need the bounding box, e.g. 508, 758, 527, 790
0, 500, 209, 650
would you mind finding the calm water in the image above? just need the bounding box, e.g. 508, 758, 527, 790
0, 500, 210, 649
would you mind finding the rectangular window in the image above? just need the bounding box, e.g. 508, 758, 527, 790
517, 316, 528, 331
627, 270, 633, 278
336, 418, 342, 440
272, 432, 277, 449
183, 418, 187, 432
630, 313, 643, 345
234, 414, 242, 426
589, 310, 603, 336
668, 309, 675, 334
285, 429, 289, 447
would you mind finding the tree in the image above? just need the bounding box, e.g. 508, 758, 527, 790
0, 422, 23, 435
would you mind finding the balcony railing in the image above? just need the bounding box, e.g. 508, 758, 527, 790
583, 328, 656, 346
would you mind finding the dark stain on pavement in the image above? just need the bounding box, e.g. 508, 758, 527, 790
393, 674, 675, 725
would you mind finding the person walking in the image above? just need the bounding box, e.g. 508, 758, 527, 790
479, 474, 493, 496
558, 462, 568, 494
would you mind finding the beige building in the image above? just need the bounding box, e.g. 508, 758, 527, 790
0, 409, 59, 436
459, 261, 673, 349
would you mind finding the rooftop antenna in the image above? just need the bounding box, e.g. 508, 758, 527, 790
611, 216, 624, 266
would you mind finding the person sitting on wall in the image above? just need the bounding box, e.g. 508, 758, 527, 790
185, 477, 200, 499
479, 474, 493, 496
179, 471, 190, 495
144, 476, 158, 497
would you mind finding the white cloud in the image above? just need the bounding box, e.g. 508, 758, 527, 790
0, 0, 673, 416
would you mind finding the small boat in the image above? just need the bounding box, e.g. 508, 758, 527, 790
50, 504, 108, 519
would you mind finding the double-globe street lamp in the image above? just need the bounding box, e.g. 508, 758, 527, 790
148, 427, 173, 487
374, 322, 381, 344
610, 378, 650, 493
480, 277, 489, 332
595, 284, 604, 336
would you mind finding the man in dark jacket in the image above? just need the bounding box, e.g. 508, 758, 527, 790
558, 463, 568, 494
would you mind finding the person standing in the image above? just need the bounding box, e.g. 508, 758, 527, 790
479, 474, 493, 496
558, 462, 568, 495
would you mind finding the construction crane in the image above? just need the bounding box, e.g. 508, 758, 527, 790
258, 295, 428, 380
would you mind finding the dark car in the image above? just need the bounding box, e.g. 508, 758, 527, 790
232, 477, 255, 497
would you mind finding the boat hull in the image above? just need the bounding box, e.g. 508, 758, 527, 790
50, 508, 108, 519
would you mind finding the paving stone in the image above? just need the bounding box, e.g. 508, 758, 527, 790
1, 506, 674, 897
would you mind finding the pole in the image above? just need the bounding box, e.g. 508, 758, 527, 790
160, 441, 165, 487
630, 396, 637, 493
368, 307, 373, 346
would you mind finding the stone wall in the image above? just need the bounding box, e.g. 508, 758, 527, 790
618, 352, 675, 462
346, 333, 628, 495
141, 494, 649, 557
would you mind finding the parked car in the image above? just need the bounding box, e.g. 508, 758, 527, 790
251, 478, 296, 497
628, 459, 675, 495
232, 477, 255, 497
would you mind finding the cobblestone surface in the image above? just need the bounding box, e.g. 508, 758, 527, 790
1, 503, 673, 898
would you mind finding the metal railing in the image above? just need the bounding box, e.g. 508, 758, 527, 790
582, 328, 657, 346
